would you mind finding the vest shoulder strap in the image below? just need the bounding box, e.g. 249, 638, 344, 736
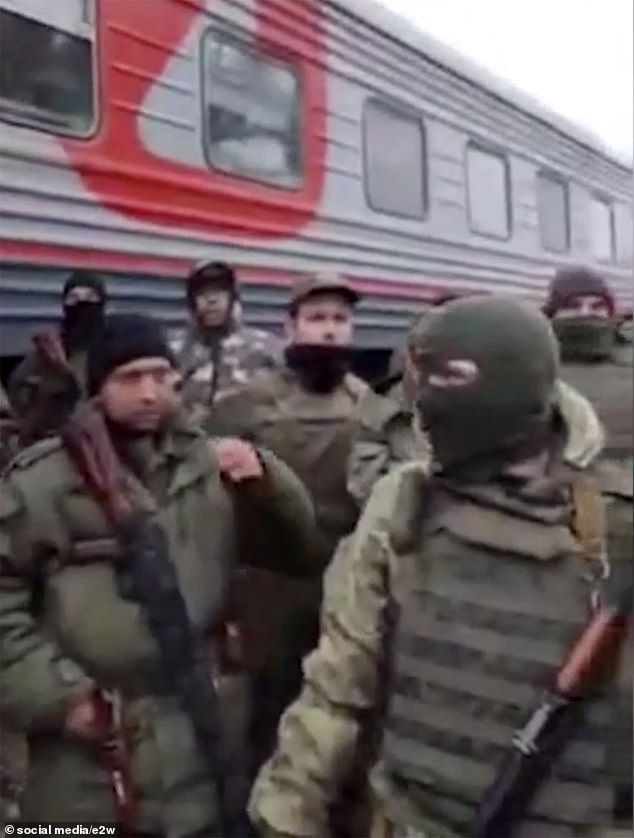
570, 472, 608, 568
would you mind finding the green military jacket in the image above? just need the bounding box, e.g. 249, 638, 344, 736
207, 365, 368, 563
7, 330, 86, 447
205, 365, 367, 671
248, 396, 632, 837
347, 379, 428, 508
0, 412, 314, 835
347, 378, 604, 509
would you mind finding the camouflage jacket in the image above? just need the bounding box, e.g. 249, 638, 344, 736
7, 330, 85, 447
347, 379, 428, 508
248, 392, 632, 837
347, 378, 604, 509
171, 308, 284, 424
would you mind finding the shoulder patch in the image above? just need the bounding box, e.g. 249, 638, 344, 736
6, 436, 63, 472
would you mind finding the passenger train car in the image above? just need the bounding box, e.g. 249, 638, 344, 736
0, 0, 632, 362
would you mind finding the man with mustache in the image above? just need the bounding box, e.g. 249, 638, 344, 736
0, 313, 315, 837
8, 270, 108, 447
205, 272, 368, 784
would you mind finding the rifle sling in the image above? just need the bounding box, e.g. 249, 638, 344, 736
60, 422, 230, 835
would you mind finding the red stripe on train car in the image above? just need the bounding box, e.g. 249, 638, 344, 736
61, 0, 327, 238
0, 238, 461, 302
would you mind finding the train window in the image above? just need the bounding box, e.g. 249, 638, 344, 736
363, 100, 426, 219
201, 29, 302, 188
588, 195, 615, 262
466, 144, 510, 239
613, 203, 633, 265
536, 172, 569, 253
0, 0, 96, 136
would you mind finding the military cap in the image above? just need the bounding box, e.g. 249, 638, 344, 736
288, 271, 360, 312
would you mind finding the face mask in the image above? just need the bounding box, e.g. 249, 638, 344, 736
553, 316, 614, 361
62, 301, 104, 352
285, 343, 352, 393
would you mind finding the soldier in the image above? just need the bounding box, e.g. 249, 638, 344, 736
205, 272, 368, 783
249, 295, 632, 838
546, 267, 634, 827
171, 260, 284, 425
545, 266, 633, 466
7, 270, 108, 447
0, 314, 315, 837
348, 303, 606, 510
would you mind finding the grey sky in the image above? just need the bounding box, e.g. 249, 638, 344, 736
381, 0, 633, 161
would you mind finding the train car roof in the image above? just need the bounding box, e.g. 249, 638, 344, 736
336, 0, 633, 172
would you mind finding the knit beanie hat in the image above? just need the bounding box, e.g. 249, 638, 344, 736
86, 314, 175, 395
545, 266, 614, 318
62, 270, 107, 303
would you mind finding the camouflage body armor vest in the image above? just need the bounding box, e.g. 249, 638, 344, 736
381, 478, 618, 838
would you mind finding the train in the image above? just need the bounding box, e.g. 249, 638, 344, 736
0, 0, 632, 370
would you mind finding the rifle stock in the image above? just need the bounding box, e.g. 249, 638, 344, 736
470, 570, 633, 838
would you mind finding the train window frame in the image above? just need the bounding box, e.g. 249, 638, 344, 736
588, 192, 615, 264
613, 201, 633, 266
362, 97, 428, 221
536, 170, 570, 254
199, 26, 304, 191
465, 142, 512, 241
0, 0, 100, 140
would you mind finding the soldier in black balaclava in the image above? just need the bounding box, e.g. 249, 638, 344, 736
7, 270, 107, 446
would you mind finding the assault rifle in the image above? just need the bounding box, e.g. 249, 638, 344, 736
470, 565, 633, 838
62, 402, 231, 836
